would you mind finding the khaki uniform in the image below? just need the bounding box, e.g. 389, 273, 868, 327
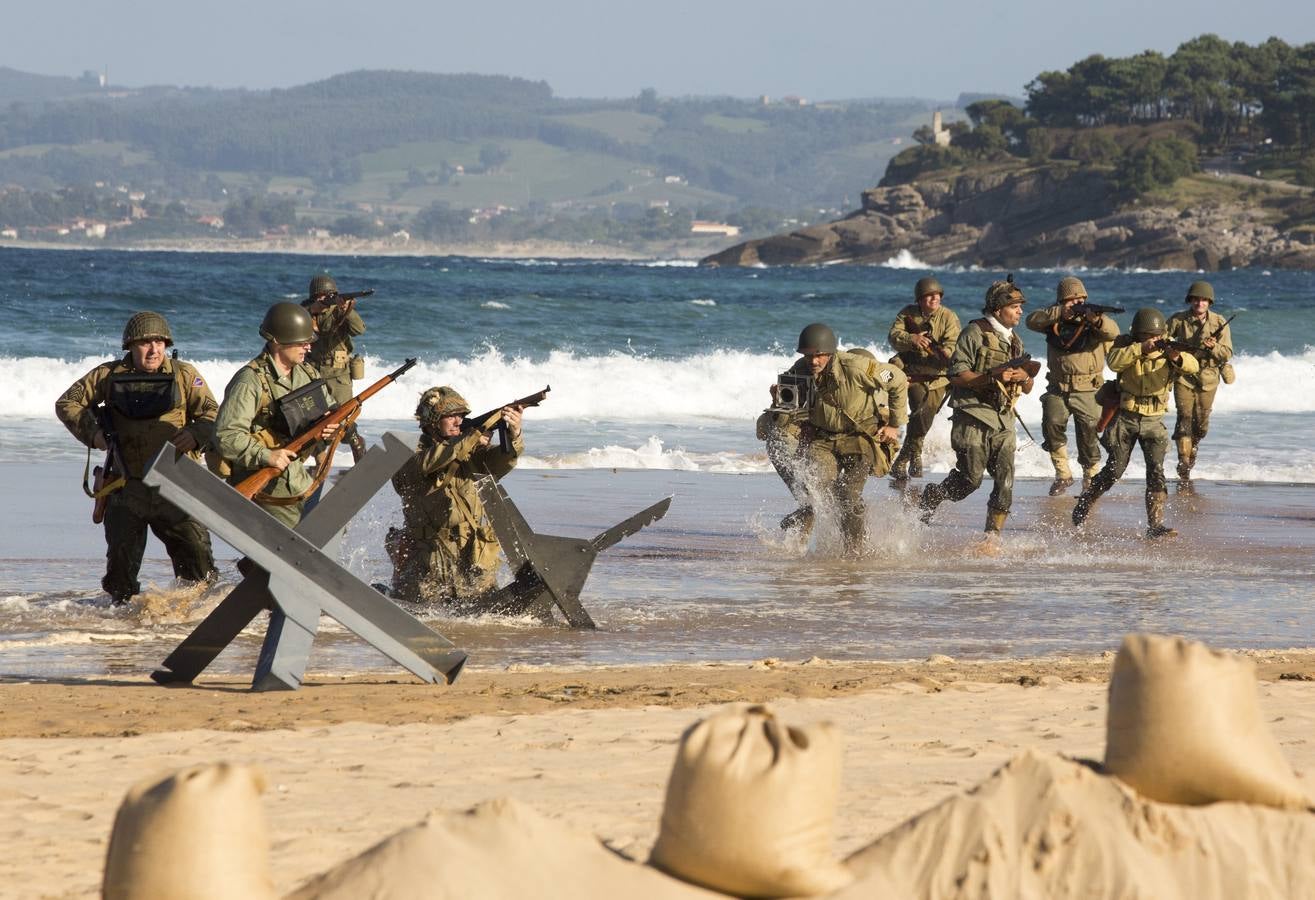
215, 351, 322, 529
1166, 309, 1233, 466
1077, 336, 1199, 531
887, 304, 961, 476
759, 350, 907, 552
55, 356, 218, 601
1025, 304, 1119, 482
306, 304, 366, 406
920, 319, 1029, 524
389, 427, 523, 603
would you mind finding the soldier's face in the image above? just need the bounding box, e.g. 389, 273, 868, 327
917, 292, 942, 316
1188, 297, 1210, 317
129, 338, 166, 373
996, 301, 1024, 328
271, 339, 311, 368
804, 352, 832, 378
438, 412, 464, 438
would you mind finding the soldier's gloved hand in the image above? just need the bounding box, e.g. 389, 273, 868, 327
169, 430, 199, 453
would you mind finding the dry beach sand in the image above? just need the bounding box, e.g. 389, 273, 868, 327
4, 646, 1315, 898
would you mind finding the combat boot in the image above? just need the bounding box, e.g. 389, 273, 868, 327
916, 482, 946, 524
1175, 437, 1195, 483
889, 439, 916, 487
1145, 490, 1177, 539
1047, 449, 1074, 496
779, 506, 815, 537
1081, 466, 1099, 494
984, 507, 1008, 534
908, 454, 923, 479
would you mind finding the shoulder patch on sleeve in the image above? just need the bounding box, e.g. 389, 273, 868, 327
879, 368, 893, 383
193, 376, 205, 387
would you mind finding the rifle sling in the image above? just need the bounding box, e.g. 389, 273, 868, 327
82, 445, 127, 499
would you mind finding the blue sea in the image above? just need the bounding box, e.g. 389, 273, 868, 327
2, 246, 1314, 680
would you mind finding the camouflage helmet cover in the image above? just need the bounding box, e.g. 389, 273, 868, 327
983, 276, 1026, 314
308, 273, 338, 300
1131, 307, 1167, 338
1056, 276, 1087, 303
121, 311, 174, 350
416, 386, 471, 426
797, 322, 838, 355
1185, 280, 1215, 303
259, 301, 316, 344
913, 276, 943, 300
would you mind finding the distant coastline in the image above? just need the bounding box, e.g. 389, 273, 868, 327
0, 235, 710, 261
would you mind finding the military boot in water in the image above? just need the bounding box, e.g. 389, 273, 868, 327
984, 507, 1008, 534
908, 456, 923, 478
1081, 466, 1099, 494
1145, 490, 1177, 539
1175, 437, 1195, 486
779, 506, 815, 538
889, 440, 915, 488
1048, 449, 1074, 496
915, 482, 946, 524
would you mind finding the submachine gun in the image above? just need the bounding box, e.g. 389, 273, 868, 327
463, 386, 551, 452
83, 405, 127, 523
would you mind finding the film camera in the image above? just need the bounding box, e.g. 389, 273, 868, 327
770, 372, 814, 412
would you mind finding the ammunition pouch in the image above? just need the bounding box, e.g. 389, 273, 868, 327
276, 378, 337, 436
107, 373, 180, 420
331, 348, 350, 370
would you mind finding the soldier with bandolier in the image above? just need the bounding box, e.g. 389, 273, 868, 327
55, 312, 218, 605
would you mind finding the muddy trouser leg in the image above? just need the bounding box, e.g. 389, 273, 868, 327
1139, 415, 1170, 496
102, 485, 148, 602
983, 422, 1017, 516
921, 415, 988, 518
345, 423, 368, 462
1040, 390, 1073, 478
142, 486, 216, 582
894, 383, 938, 476
830, 452, 871, 553
1069, 390, 1104, 476
1073, 411, 1136, 524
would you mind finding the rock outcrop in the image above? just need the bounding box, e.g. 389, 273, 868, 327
702, 164, 1315, 270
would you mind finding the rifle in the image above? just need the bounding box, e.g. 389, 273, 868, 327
903, 317, 953, 362
82, 405, 127, 524
462, 386, 551, 452
234, 357, 417, 501
323, 289, 374, 306
1064, 303, 1125, 319
988, 353, 1042, 380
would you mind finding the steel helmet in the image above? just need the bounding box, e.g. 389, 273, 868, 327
1185, 280, 1215, 304
259, 302, 316, 344
121, 311, 174, 349
913, 276, 943, 300
415, 386, 471, 426
1131, 307, 1167, 339
308, 273, 338, 300
797, 323, 838, 355
983, 276, 1026, 314
1056, 276, 1087, 303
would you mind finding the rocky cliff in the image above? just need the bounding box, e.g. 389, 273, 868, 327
701, 164, 1315, 270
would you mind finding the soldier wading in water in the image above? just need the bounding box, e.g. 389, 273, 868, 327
386, 386, 525, 604
55, 312, 218, 605
1072, 307, 1198, 538
887, 276, 961, 485
303, 272, 369, 462
758, 323, 907, 555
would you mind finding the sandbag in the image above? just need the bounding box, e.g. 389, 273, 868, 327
103, 762, 274, 900
649, 704, 852, 898
1105, 633, 1311, 809
288, 797, 722, 900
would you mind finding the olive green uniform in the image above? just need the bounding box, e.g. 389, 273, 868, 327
55, 357, 218, 602
1075, 337, 1199, 532
306, 304, 366, 406
920, 319, 1029, 524
887, 303, 961, 477
1166, 309, 1233, 474
1025, 304, 1119, 485
389, 428, 523, 603
759, 350, 907, 552
215, 351, 322, 529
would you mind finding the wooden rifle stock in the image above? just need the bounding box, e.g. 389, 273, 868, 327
233, 357, 416, 500
84, 406, 126, 523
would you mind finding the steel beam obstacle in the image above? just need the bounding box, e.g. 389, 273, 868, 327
144, 434, 467, 691
473, 476, 672, 628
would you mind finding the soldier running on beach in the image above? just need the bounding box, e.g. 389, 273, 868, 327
887, 276, 961, 485
1166, 280, 1233, 490
303, 272, 369, 461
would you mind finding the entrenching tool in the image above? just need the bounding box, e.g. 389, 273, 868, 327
144, 434, 467, 691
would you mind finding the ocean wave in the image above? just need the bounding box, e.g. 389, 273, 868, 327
519, 436, 767, 473
8, 346, 1315, 422
879, 248, 933, 270
481, 300, 511, 309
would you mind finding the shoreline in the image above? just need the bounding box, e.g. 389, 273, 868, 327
6, 648, 1315, 739
0, 235, 713, 261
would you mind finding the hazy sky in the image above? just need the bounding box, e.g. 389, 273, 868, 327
11, 0, 1315, 101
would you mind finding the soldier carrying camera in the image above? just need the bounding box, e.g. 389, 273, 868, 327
757, 323, 907, 554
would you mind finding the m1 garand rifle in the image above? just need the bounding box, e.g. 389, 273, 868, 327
987, 353, 1042, 444
1151, 313, 1237, 357
321, 289, 374, 306
463, 386, 551, 453
83, 405, 128, 523
234, 358, 417, 501
1050, 303, 1125, 350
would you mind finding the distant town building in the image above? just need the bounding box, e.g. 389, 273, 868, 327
932, 111, 952, 147
690, 221, 741, 237
759, 95, 771, 106
85, 223, 107, 239
781, 95, 807, 107
196, 215, 224, 229
0, 228, 17, 240
663, 175, 685, 185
